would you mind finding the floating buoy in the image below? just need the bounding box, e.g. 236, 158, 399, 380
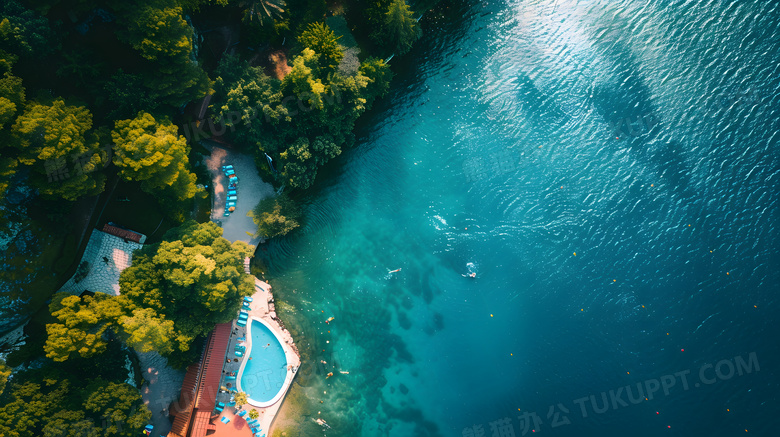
490, 314, 493, 317
573, 252, 577, 256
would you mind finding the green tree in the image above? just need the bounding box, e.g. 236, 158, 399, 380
118, 4, 192, 62
120, 307, 175, 354
11, 99, 105, 200
359, 57, 393, 103
112, 111, 201, 201
239, 0, 286, 27
248, 408, 259, 419
279, 135, 340, 189
83, 379, 151, 435
281, 48, 326, 110
251, 192, 302, 238
0, 358, 10, 395
0, 371, 149, 437
298, 22, 343, 72
0, 1, 59, 58
383, 0, 421, 55
234, 391, 248, 408
119, 220, 255, 367
44, 293, 129, 362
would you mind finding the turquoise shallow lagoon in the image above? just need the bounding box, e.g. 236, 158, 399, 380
256, 0, 779, 435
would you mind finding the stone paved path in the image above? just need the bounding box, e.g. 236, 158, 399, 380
58, 230, 144, 296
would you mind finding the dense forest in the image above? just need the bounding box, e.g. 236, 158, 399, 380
0, 0, 433, 434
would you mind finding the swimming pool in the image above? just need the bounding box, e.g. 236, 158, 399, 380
237, 318, 292, 407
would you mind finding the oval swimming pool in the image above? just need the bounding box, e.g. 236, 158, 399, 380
237, 318, 290, 407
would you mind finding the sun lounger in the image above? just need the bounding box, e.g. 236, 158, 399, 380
228, 190, 237, 195
238, 313, 248, 319
226, 375, 236, 380
235, 351, 243, 357
218, 402, 226, 408
237, 410, 247, 417
237, 320, 246, 327
236, 337, 246, 341
243, 296, 253, 302
222, 165, 234, 171
220, 416, 230, 424
226, 202, 236, 207
227, 195, 237, 201
225, 169, 235, 176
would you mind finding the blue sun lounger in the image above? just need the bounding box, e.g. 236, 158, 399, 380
235, 351, 243, 357
237, 319, 246, 327
243, 296, 253, 302
228, 190, 237, 196
222, 165, 234, 171
237, 409, 248, 417
220, 416, 230, 424
227, 196, 237, 201
225, 375, 236, 380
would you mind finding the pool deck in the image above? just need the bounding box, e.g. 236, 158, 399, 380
211, 278, 301, 437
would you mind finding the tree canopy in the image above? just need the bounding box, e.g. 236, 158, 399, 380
111, 111, 201, 201
10, 98, 106, 200
118, 220, 255, 367
384, 0, 421, 56
251, 192, 302, 238
297, 22, 343, 73
0, 370, 150, 437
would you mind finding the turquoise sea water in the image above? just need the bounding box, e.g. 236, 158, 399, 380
256, 0, 779, 435
240, 320, 288, 403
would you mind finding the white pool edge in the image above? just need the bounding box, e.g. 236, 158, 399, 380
236, 316, 295, 408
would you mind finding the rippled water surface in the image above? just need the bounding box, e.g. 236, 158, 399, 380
256, 0, 780, 435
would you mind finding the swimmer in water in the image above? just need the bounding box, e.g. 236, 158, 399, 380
462, 272, 476, 278
388, 268, 401, 273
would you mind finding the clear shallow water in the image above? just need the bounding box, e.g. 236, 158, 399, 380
256, 0, 780, 435
240, 320, 288, 403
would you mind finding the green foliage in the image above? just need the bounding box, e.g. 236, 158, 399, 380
239, 0, 286, 27
120, 307, 175, 354
280, 135, 340, 189
0, 72, 24, 109
248, 408, 259, 419
119, 220, 255, 367
0, 370, 150, 437
359, 57, 393, 103
118, 4, 193, 62
113, 1, 212, 109
0, 358, 10, 395
281, 48, 326, 109
214, 50, 390, 191
298, 22, 343, 73
11, 99, 106, 201
111, 111, 201, 202
234, 391, 248, 407
383, 0, 421, 55
43, 293, 129, 362
0, 1, 59, 58
251, 192, 302, 238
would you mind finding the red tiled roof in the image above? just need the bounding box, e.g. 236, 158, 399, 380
189, 411, 213, 437
168, 323, 233, 437
168, 363, 201, 437
102, 224, 143, 243
196, 323, 231, 411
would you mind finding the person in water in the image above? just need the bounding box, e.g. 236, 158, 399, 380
462, 272, 476, 278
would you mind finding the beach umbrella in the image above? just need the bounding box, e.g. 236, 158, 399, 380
229, 207, 236, 212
